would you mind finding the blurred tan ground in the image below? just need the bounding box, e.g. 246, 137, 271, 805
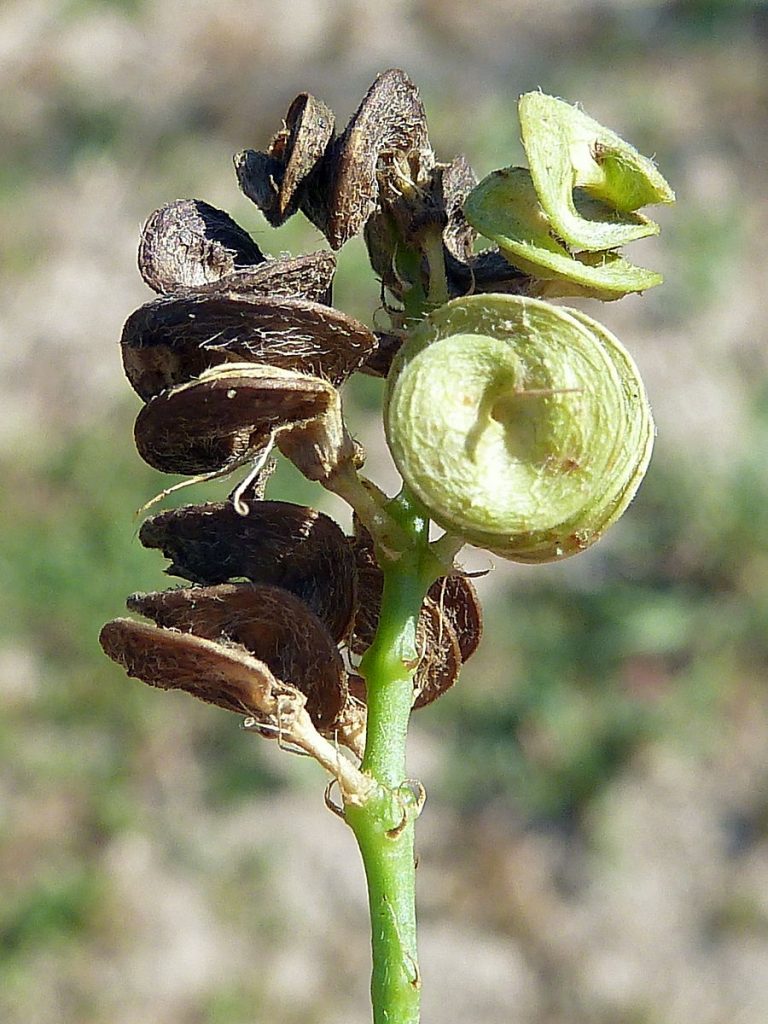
2, 2, 768, 1022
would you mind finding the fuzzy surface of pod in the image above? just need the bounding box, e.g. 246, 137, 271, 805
235, 92, 335, 226
192, 250, 336, 305
318, 68, 432, 250
99, 618, 293, 719
384, 294, 655, 563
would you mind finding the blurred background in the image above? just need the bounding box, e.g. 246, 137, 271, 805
2, 1, 767, 1021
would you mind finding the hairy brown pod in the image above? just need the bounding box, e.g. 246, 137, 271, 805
121, 292, 377, 401
322, 69, 431, 249
427, 573, 484, 665
350, 527, 483, 708
194, 251, 336, 305
138, 198, 266, 294
126, 583, 348, 729
139, 500, 358, 642
235, 92, 335, 226
99, 618, 293, 719
133, 365, 336, 475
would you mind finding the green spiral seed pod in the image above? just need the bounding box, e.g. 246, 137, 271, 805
384, 294, 654, 563
463, 92, 675, 301
519, 92, 675, 249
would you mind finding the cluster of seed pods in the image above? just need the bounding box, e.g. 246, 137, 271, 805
100, 70, 487, 755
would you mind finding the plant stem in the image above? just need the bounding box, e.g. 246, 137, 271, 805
345, 490, 439, 1024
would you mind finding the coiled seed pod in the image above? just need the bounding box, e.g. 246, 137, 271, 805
464, 167, 663, 301
464, 92, 675, 301
384, 294, 654, 563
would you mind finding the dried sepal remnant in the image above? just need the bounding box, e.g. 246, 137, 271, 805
275, 383, 357, 484
121, 292, 376, 401
133, 364, 336, 475
139, 500, 358, 642
99, 617, 293, 719
138, 199, 266, 294
226, 454, 276, 504
127, 582, 348, 730
362, 147, 440, 304
440, 154, 478, 264
329, 697, 367, 760
363, 147, 529, 306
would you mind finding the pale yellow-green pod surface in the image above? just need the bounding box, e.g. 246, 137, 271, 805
384, 295, 654, 563
519, 92, 675, 251
463, 168, 663, 300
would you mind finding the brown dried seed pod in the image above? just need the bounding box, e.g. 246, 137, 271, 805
321, 68, 431, 250
126, 583, 347, 728
234, 150, 283, 222
134, 365, 335, 475
350, 522, 482, 691
427, 573, 483, 664
235, 92, 335, 227
99, 617, 293, 718
412, 595, 463, 708
347, 561, 383, 651
273, 92, 336, 219
445, 247, 531, 299
138, 199, 266, 294
195, 251, 336, 305
359, 332, 405, 378
139, 500, 358, 642
121, 292, 376, 401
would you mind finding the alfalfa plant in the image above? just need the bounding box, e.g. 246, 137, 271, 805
101, 70, 674, 1024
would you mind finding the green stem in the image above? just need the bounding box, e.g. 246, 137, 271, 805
421, 226, 450, 309
345, 491, 439, 1024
